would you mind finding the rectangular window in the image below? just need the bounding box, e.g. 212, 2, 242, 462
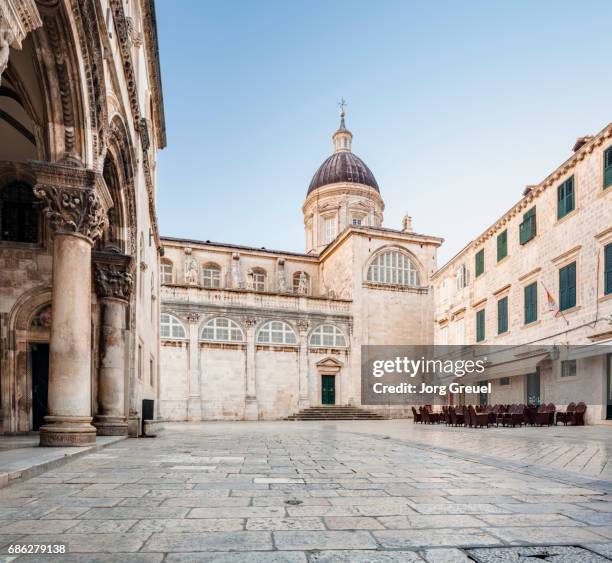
559, 261, 577, 311
557, 176, 575, 219
160, 262, 173, 284
497, 230, 507, 262
497, 296, 508, 334
561, 359, 577, 378
352, 218, 362, 226
252, 271, 266, 292
454, 317, 465, 345
605, 243, 612, 296
475, 249, 484, 277
524, 282, 538, 324
605, 146, 612, 188
519, 206, 536, 245
476, 309, 485, 342
150, 356, 154, 387
500, 377, 510, 386
324, 216, 336, 244
439, 325, 448, 345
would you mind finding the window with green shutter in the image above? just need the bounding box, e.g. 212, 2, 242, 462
476, 309, 485, 342
559, 261, 576, 311
557, 176, 575, 219
605, 146, 612, 189
475, 249, 484, 277
605, 243, 612, 295
497, 296, 508, 334
524, 282, 537, 324
497, 230, 507, 262
519, 207, 536, 245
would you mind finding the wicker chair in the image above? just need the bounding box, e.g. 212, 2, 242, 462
411, 406, 422, 424
510, 404, 527, 427
468, 405, 489, 428
570, 402, 587, 426
555, 402, 575, 425
535, 403, 555, 426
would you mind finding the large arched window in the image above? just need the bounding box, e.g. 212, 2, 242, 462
160, 259, 173, 285
293, 271, 310, 295
309, 324, 347, 347
0, 183, 39, 243
257, 320, 297, 345
201, 317, 244, 342
201, 263, 221, 288
160, 313, 186, 339
366, 249, 419, 286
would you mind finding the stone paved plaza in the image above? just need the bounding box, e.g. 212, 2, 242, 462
1, 421, 612, 562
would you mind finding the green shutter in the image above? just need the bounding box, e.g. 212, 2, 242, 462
557, 176, 575, 219
605, 243, 612, 295
497, 230, 507, 261
524, 282, 537, 324
559, 262, 576, 311
605, 147, 612, 188
475, 249, 484, 277
476, 309, 485, 342
497, 296, 508, 334
519, 207, 536, 244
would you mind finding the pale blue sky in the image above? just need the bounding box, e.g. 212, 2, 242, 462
155, 0, 612, 264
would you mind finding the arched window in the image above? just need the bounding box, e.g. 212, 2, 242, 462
201, 263, 221, 288
257, 320, 297, 345
309, 324, 347, 347
366, 249, 419, 286
160, 259, 173, 285
201, 317, 244, 342
252, 268, 266, 292
0, 183, 39, 243
160, 313, 186, 339
293, 271, 310, 295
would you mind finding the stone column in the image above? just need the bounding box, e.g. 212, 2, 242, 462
186, 312, 202, 420
244, 317, 258, 420
33, 164, 110, 446
92, 252, 133, 436
297, 319, 310, 409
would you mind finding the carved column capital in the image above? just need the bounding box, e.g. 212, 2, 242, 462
297, 319, 310, 333
185, 312, 201, 324
243, 317, 258, 329
93, 251, 134, 302
32, 162, 111, 243
35, 185, 108, 242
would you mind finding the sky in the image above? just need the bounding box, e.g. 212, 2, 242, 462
155, 0, 612, 265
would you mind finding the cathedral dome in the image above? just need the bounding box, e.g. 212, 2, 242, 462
308, 151, 380, 194
307, 110, 379, 195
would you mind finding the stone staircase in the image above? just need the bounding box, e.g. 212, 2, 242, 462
286, 405, 385, 421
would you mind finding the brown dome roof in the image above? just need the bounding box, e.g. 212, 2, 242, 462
308, 151, 379, 194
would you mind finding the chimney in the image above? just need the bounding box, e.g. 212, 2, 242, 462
572, 135, 593, 152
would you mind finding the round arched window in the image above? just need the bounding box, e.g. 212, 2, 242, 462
201, 317, 244, 342
309, 324, 347, 347
160, 313, 186, 339
367, 250, 419, 286
257, 320, 297, 345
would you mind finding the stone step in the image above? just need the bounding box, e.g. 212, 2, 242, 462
286, 405, 385, 421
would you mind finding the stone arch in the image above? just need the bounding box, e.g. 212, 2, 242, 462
1, 287, 52, 433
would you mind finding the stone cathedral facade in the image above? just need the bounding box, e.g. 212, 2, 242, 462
159, 114, 442, 420
0, 0, 165, 443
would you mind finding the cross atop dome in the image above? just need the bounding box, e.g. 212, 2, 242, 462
333, 99, 353, 153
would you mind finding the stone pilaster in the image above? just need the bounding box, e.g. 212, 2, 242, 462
33, 163, 110, 447
186, 312, 202, 421
244, 317, 258, 420
297, 319, 310, 409
92, 251, 133, 436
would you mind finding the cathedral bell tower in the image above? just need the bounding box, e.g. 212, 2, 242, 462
302, 106, 385, 254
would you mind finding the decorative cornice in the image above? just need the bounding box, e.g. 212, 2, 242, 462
93, 251, 134, 301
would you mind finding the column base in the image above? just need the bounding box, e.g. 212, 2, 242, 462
298, 396, 310, 410
93, 415, 128, 436
244, 397, 259, 421
39, 416, 97, 447
127, 415, 140, 438
187, 396, 202, 421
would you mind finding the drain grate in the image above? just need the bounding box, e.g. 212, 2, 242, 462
466, 546, 611, 562
284, 499, 303, 505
